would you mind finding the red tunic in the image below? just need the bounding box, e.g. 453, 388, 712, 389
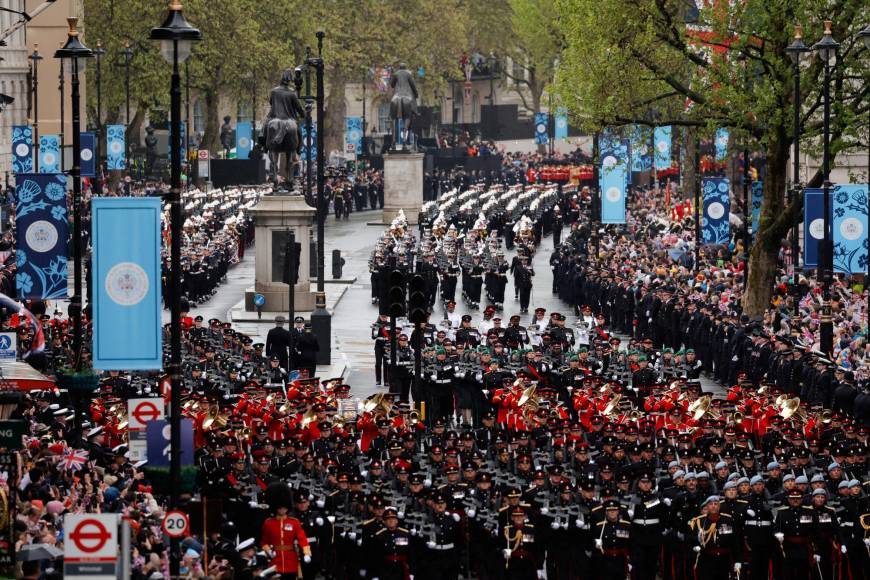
260, 515, 310, 573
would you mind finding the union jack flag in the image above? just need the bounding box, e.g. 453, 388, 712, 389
60, 448, 89, 472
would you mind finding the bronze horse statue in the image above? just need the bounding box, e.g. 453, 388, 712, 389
389, 62, 419, 150
265, 69, 305, 190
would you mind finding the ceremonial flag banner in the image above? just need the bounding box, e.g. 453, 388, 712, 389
39, 135, 61, 173
14, 173, 69, 300
92, 197, 162, 370
301, 123, 317, 161
80, 132, 96, 177
715, 128, 729, 162
12, 125, 33, 173
599, 137, 628, 224
106, 124, 126, 170
345, 117, 363, 154
831, 183, 869, 275
803, 188, 823, 269
750, 181, 763, 238
555, 108, 568, 140
534, 113, 548, 145
236, 121, 252, 160
702, 177, 731, 244
654, 126, 672, 170
629, 126, 651, 173
167, 121, 186, 162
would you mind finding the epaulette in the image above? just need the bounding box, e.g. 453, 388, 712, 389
375, 528, 386, 536
596, 521, 605, 526
591, 505, 603, 512
736, 499, 748, 504
398, 527, 409, 533
499, 506, 509, 512
775, 506, 789, 510
802, 506, 813, 510
619, 520, 631, 525
328, 490, 340, 496
363, 518, 376, 524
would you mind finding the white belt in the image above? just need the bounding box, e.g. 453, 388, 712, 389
430, 543, 454, 550
746, 521, 772, 527
434, 380, 451, 384
840, 522, 853, 527
632, 518, 660, 525
308, 537, 319, 543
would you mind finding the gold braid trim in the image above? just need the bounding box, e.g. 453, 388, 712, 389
504, 528, 523, 569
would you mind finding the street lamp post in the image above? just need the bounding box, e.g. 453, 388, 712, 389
58, 57, 64, 170
94, 42, 105, 189
694, 133, 701, 270
812, 20, 839, 355
786, 25, 811, 318
150, 3, 200, 577
29, 45, 42, 172
858, 23, 870, 329
122, 42, 133, 168
54, 18, 93, 375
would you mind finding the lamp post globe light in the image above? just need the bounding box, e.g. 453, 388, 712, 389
785, 25, 811, 318
811, 20, 839, 356
150, 2, 200, 577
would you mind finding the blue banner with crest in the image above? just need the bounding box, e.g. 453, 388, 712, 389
236, 121, 252, 160
92, 197, 162, 370
80, 132, 96, 177
832, 183, 868, 275
12, 125, 33, 173
802, 188, 823, 269
301, 123, 317, 161
554, 108, 568, 140
654, 126, 672, 170
702, 177, 730, 244
715, 128, 729, 162
14, 173, 69, 299
534, 113, 548, 145
345, 117, 363, 155
106, 124, 126, 170
599, 136, 628, 224
39, 135, 61, 173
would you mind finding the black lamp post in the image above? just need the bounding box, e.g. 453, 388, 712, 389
150, 2, 200, 577
54, 17, 93, 374
487, 52, 497, 106
859, 23, 870, 328
812, 20, 839, 355
29, 45, 42, 172
94, 42, 105, 187
58, 53, 64, 169
122, 42, 133, 126
785, 25, 811, 318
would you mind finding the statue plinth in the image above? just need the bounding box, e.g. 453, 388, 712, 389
244, 194, 316, 313
382, 152, 424, 225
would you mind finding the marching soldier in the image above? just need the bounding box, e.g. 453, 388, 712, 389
688, 496, 741, 580
260, 483, 312, 578
593, 499, 631, 580
502, 506, 544, 580
372, 506, 415, 580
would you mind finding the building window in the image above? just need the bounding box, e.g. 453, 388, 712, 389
193, 99, 204, 133
377, 102, 390, 133
512, 59, 525, 85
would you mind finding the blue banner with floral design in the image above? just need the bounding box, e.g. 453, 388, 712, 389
12, 125, 33, 173
92, 197, 162, 370
39, 135, 60, 173
750, 180, 763, 239
344, 117, 362, 155
702, 177, 731, 244
654, 126, 672, 170
80, 132, 96, 177
599, 136, 628, 224
534, 113, 548, 145
300, 123, 317, 161
629, 125, 651, 173
832, 183, 868, 275
106, 124, 125, 170
715, 128, 729, 162
14, 174, 69, 299
555, 108, 568, 140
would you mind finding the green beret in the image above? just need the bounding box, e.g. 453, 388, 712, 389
436, 347, 446, 355
638, 354, 648, 362
577, 346, 588, 353
685, 348, 695, 354
570, 354, 579, 362
663, 347, 674, 354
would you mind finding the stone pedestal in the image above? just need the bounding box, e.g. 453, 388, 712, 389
245, 194, 316, 313
383, 152, 424, 225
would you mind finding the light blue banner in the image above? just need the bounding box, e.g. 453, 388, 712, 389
803, 188, 823, 269
92, 197, 162, 370
236, 121, 252, 160
345, 117, 363, 155
106, 125, 126, 170
702, 177, 730, 244
12, 125, 33, 173
15, 173, 69, 299
555, 108, 568, 140
600, 137, 628, 224
39, 135, 60, 174
750, 180, 763, 239
654, 126, 672, 170
629, 125, 651, 173
832, 183, 868, 275
80, 132, 96, 178
715, 128, 729, 161
534, 113, 548, 145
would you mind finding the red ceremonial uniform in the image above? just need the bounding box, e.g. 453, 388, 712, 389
260, 515, 311, 574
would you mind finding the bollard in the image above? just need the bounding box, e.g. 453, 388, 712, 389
332, 249, 345, 279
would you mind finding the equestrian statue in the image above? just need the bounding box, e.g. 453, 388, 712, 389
264, 69, 306, 191
389, 62, 419, 151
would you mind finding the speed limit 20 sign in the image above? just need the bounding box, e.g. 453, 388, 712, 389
162, 510, 190, 538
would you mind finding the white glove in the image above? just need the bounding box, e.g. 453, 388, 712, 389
813, 555, 821, 563
303, 555, 312, 564
594, 539, 603, 549
865, 538, 870, 546
467, 508, 476, 518
316, 499, 325, 508
397, 511, 405, 519
248, 500, 260, 508
540, 507, 549, 515
551, 521, 560, 530
340, 531, 347, 538
327, 515, 335, 524
663, 498, 672, 506
348, 532, 357, 540
626, 509, 634, 519
575, 519, 584, 528
561, 522, 568, 530
430, 374, 437, 380
746, 509, 755, 517
503, 549, 512, 559
361, 470, 368, 478
360, 570, 367, 578
775, 533, 784, 543
734, 563, 741, 571
537, 570, 545, 579
840, 545, 847, 554
357, 539, 363, 546
428, 541, 437, 549
424, 478, 432, 487
693, 546, 701, 553
452, 512, 461, 522
316, 517, 324, 526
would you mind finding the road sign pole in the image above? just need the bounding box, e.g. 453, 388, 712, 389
120, 516, 130, 580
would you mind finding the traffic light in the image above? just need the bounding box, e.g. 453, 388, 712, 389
387, 268, 406, 318
408, 274, 428, 324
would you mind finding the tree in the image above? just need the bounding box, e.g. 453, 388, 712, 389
555, 0, 870, 316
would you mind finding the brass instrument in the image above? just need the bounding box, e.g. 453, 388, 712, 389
517, 385, 537, 407
300, 408, 318, 429
202, 405, 228, 430
602, 394, 622, 416
778, 398, 807, 422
